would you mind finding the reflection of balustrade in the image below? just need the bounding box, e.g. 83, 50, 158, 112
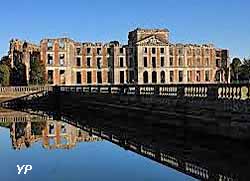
39, 113, 240, 181
185, 162, 209, 180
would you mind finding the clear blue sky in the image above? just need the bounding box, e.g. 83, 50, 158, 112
0, 0, 249, 60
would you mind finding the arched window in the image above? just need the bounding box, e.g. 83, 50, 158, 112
152, 71, 157, 83
160, 71, 165, 83
143, 71, 148, 83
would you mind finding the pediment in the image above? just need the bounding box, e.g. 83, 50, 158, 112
136, 35, 168, 46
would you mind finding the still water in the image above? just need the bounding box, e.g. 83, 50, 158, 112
0, 110, 196, 181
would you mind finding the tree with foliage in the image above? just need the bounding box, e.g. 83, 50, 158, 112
230, 57, 242, 83
29, 58, 45, 85
0, 64, 10, 86
0, 56, 11, 67
11, 63, 27, 86
240, 58, 250, 82
0, 56, 11, 85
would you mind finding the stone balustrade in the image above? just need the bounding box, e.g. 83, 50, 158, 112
57, 84, 250, 101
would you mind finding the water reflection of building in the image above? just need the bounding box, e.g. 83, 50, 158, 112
10, 121, 46, 150
42, 121, 101, 150
0, 110, 102, 150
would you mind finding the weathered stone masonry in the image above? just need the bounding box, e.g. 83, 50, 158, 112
8, 28, 230, 85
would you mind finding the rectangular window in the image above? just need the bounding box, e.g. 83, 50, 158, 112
169, 57, 174, 66
48, 70, 53, 84
170, 71, 174, 82
161, 57, 165, 67
76, 57, 81, 66
216, 51, 221, 57
196, 71, 201, 82
120, 71, 124, 84
205, 70, 210, 81
59, 54, 65, 66
152, 48, 156, 54
97, 48, 102, 55
47, 54, 53, 65
160, 48, 165, 54
107, 48, 111, 55
119, 48, 124, 54
216, 59, 220, 67
152, 57, 156, 68
87, 48, 91, 55
87, 57, 91, 68
178, 71, 183, 82
76, 48, 81, 55
97, 58, 102, 69
59, 70, 65, 84
169, 48, 174, 56
47, 41, 53, 51
143, 47, 147, 54
97, 71, 102, 84
120, 57, 124, 67
87, 71, 92, 84
144, 57, 147, 67
76, 72, 81, 84
59, 41, 65, 49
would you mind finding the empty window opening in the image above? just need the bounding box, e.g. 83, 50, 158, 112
152, 57, 156, 68
48, 70, 53, 84
120, 71, 124, 84
76, 72, 82, 84
170, 71, 174, 82
59, 54, 65, 65
87, 57, 91, 68
97, 58, 102, 69
161, 71, 165, 83
87, 71, 92, 84
76, 57, 81, 66
120, 57, 124, 67
161, 57, 165, 67
152, 71, 157, 83
97, 71, 102, 84
179, 71, 183, 82
47, 54, 53, 65
143, 71, 148, 84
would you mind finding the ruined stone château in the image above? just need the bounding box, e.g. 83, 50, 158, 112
8, 28, 230, 85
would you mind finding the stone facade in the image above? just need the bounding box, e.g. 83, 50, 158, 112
8, 28, 230, 85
